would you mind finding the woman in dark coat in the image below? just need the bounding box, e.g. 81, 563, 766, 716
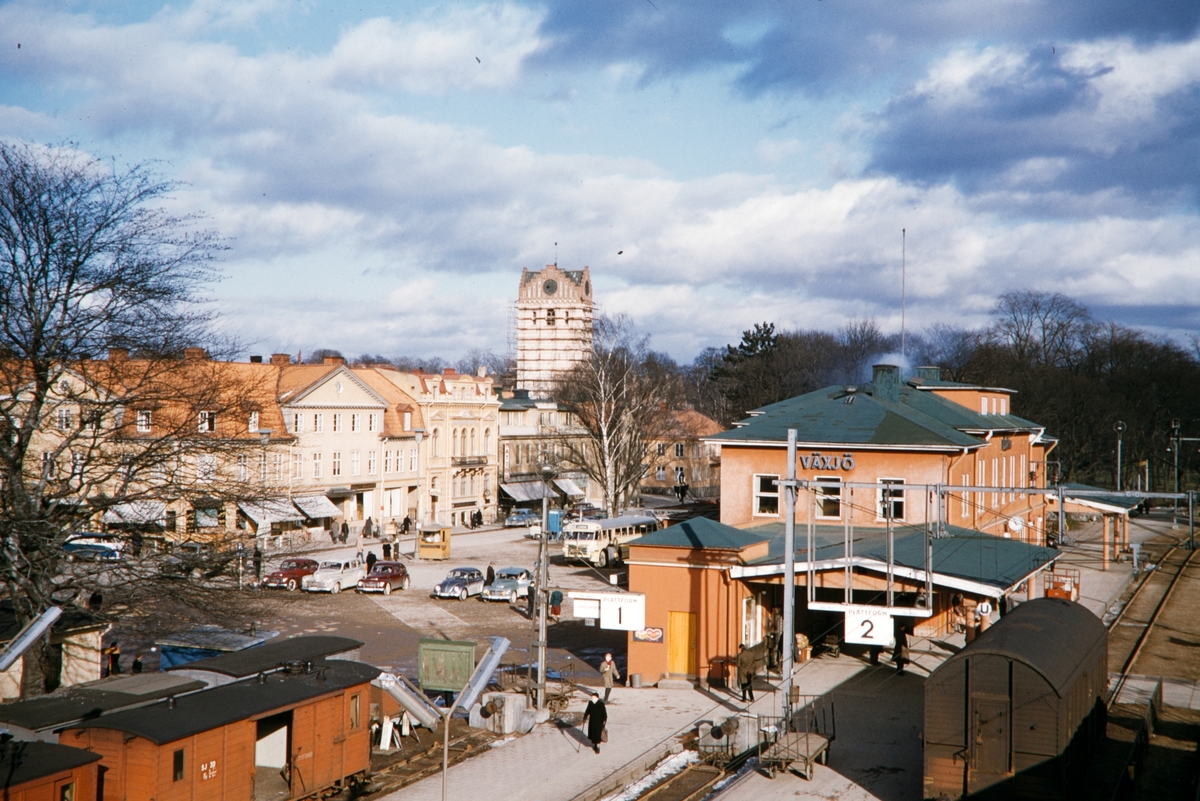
582, 693, 607, 753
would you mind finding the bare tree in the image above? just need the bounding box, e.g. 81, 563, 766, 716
552, 316, 672, 517
0, 142, 272, 694
988, 290, 1092, 369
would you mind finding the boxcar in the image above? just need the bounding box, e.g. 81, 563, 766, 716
61, 659, 379, 801
0, 741, 100, 801
923, 598, 1106, 800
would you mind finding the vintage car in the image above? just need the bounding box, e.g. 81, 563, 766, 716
263, 557, 320, 590
480, 567, 533, 603
504, 510, 540, 528
63, 534, 123, 562
432, 567, 486, 601
356, 561, 411, 594
301, 559, 367, 593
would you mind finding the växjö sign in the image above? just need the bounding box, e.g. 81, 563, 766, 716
798, 452, 856, 471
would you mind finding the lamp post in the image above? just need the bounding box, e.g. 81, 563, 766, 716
1114, 421, 1126, 491
535, 462, 556, 711
413, 429, 425, 560
1172, 419, 1181, 528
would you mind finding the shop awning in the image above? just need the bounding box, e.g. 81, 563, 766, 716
237, 498, 306, 526
102, 501, 166, 526
555, 478, 585, 496
500, 481, 551, 502
292, 494, 342, 519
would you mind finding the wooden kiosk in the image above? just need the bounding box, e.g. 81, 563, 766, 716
417, 524, 451, 560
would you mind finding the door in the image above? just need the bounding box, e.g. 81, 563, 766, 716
668, 612, 698, 677
969, 696, 1011, 794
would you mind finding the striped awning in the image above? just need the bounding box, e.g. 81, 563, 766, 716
500, 481, 551, 502
292, 494, 342, 519
237, 498, 306, 526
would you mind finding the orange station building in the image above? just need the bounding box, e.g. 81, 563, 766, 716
626, 365, 1064, 685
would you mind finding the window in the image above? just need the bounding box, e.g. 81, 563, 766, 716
274, 453, 285, 481
195, 506, 219, 528
197, 454, 216, 482
350, 693, 361, 729
351, 413, 360, 432
403, 412, 411, 430
136, 410, 152, 432
470, 429, 476, 454
198, 411, 216, 432
41, 452, 56, 478
369, 413, 378, 432
816, 476, 842, 519
259, 452, 268, 482
71, 451, 85, 479
878, 478, 905, 520
367, 451, 376, 475
991, 397, 997, 415
351, 451, 360, 476
546, 308, 556, 326
385, 450, 394, 473
753, 474, 779, 516
742, 595, 763, 647
961, 474, 971, 518
1000, 397, 1007, 415
991, 458, 998, 507
236, 454, 248, 481
313, 413, 323, 433
656, 443, 666, 457
332, 452, 342, 476
483, 428, 490, 454
173, 748, 185, 782
292, 412, 304, 433
674, 466, 685, 483
656, 466, 666, 481
332, 413, 342, 433
432, 428, 440, 455
292, 453, 303, 479
59, 782, 75, 801
84, 408, 102, 430
675, 442, 684, 458
410, 448, 417, 471
313, 452, 323, 478
981, 397, 988, 414
56, 407, 73, 430
248, 411, 259, 433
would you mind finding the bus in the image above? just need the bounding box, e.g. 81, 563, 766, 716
561, 515, 659, 567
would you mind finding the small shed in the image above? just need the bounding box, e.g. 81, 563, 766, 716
0, 741, 100, 801
417, 524, 451, 560
924, 598, 1107, 800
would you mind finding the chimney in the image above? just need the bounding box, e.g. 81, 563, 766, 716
872, 364, 901, 404
477, 365, 487, 377
443, 368, 455, 375
249, 355, 263, 364
323, 356, 345, 365
914, 366, 941, 382
108, 348, 129, 362
184, 347, 207, 361
270, 353, 291, 366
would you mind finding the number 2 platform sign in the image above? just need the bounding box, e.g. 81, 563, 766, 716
844, 606, 894, 647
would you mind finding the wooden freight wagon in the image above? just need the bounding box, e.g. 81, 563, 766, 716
61, 660, 379, 801
924, 598, 1106, 800
0, 741, 100, 801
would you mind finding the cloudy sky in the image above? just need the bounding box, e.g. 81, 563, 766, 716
2, 0, 1198, 363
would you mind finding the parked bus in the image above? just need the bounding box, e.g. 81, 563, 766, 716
561, 515, 659, 567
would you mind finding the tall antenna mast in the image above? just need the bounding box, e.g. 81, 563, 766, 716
901, 228, 906, 360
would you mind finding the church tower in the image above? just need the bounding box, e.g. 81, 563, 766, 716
515, 265, 594, 396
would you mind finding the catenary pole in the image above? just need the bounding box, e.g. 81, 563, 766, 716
782, 429, 797, 725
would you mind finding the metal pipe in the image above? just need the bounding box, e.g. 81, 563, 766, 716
782, 429, 797, 724
0, 607, 63, 672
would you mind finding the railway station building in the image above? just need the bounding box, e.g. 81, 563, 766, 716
626, 365, 1063, 684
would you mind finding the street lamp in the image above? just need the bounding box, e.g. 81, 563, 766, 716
1114, 421, 1126, 491
413, 429, 425, 560
1172, 419, 1181, 528
535, 462, 556, 712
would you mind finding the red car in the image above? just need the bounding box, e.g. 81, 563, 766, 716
356, 561, 411, 595
263, 557, 320, 591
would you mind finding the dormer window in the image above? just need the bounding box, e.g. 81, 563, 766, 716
198, 411, 216, 432
248, 411, 260, 433
136, 410, 152, 433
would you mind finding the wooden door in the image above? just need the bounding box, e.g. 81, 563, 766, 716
290, 703, 316, 796
667, 612, 697, 676
969, 696, 1011, 794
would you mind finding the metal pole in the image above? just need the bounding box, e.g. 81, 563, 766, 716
1173, 421, 1180, 528
886, 488, 894, 608
1115, 421, 1126, 491
441, 708, 451, 801
782, 430, 797, 725
1190, 491, 1195, 551
536, 466, 551, 710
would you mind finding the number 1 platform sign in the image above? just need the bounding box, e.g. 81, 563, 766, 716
844, 606, 894, 647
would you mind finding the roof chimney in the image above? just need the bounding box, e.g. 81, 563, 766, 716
270, 353, 291, 366
477, 365, 487, 377
249, 355, 263, 364
872, 364, 901, 404
323, 356, 345, 365
914, 366, 941, 382
184, 347, 207, 361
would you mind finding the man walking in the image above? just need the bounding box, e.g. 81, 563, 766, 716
600, 653, 620, 702
582, 692, 607, 754
736, 643, 755, 702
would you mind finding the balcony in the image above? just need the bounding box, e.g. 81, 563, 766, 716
452, 456, 488, 467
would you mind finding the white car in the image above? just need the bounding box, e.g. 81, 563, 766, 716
301, 559, 366, 594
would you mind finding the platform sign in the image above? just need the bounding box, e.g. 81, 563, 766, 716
568, 591, 645, 631
844, 607, 895, 647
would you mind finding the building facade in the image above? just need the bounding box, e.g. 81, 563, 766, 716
515, 265, 593, 395
642, 409, 724, 500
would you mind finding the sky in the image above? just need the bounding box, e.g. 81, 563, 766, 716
1, 0, 1198, 363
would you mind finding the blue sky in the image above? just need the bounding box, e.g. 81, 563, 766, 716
2, 0, 1198, 362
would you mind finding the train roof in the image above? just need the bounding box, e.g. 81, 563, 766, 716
0, 674, 206, 732
0, 741, 100, 784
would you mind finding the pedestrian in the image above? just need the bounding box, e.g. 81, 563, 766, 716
402, 515, 411, 535
131, 531, 143, 557
600, 653, 620, 702
582, 692, 607, 754
550, 589, 563, 621
950, 593, 967, 634
364, 517, 373, 539
366, 551, 377, 571
527, 583, 536, 618
330, 526, 339, 543
735, 643, 755, 702
893, 620, 910, 675
253, 546, 263, 583
105, 642, 122, 676
486, 563, 495, 586
132, 653, 144, 674
382, 541, 392, 560
340, 521, 349, 544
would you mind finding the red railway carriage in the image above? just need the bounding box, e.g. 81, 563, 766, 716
61, 660, 379, 801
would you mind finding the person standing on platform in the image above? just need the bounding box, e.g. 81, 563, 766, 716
549, 589, 563, 621
132, 653, 144, 674
736, 643, 755, 702
582, 693, 607, 754
600, 653, 620, 702
340, 521, 350, 544
363, 517, 373, 539
893, 620, 910, 675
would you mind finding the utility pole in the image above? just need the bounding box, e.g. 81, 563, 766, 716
535, 463, 555, 710
1172, 419, 1181, 528
781, 430, 798, 726
1114, 421, 1126, 491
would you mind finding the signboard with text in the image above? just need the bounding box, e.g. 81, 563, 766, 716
568, 591, 645, 631
843, 607, 895, 647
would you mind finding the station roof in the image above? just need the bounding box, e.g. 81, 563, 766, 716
938, 598, 1105, 694
730, 522, 1059, 598
69, 660, 380, 745
0, 674, 205, 732
167, 635, 363, 678
0, 742, 100, 784
632, 517, 771, 551
1061, 483, 1141, 514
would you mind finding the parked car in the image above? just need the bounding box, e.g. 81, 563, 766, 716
63, 534, 123, 562
263, 558, 320, 591
433, 567, 486, 600
480, 567, 533, 603
356, 561, 411, 594
504, 510, 539, 528
160, 541, 239, 579
302, 559, 367, 593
